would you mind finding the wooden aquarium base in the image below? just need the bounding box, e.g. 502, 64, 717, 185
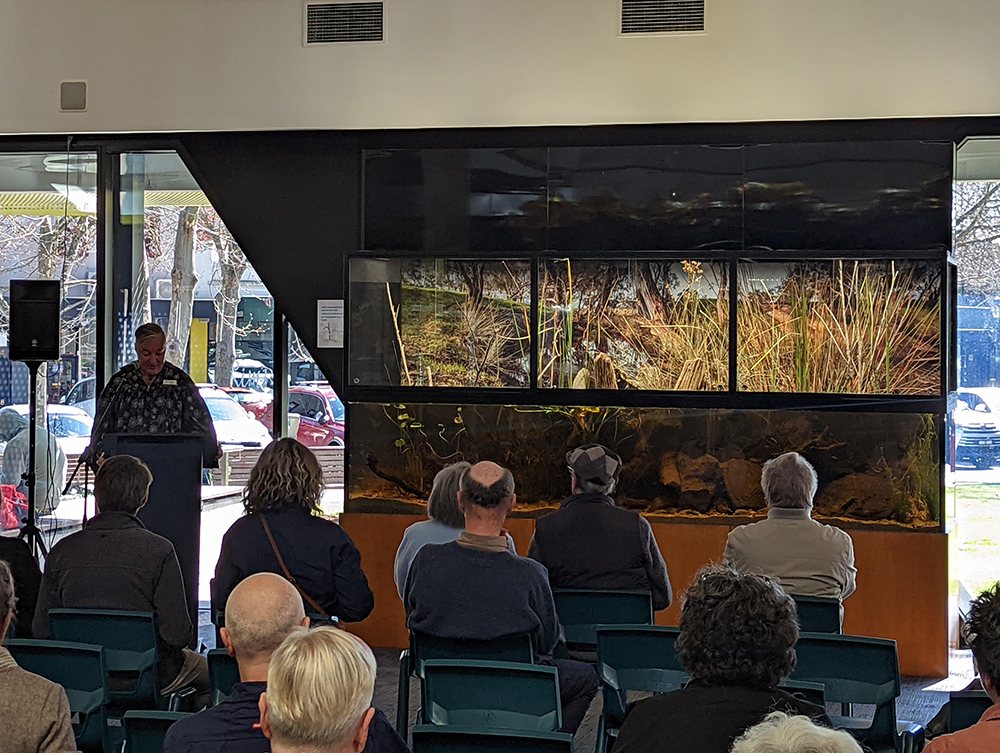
340, 514, 948, 677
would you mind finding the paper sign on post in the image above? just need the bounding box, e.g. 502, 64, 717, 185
317, 299, 344, 348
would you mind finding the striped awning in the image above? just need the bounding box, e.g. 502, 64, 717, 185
0, 189, 212, 217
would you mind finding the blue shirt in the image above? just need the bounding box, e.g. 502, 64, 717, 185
163, 681, 409, 753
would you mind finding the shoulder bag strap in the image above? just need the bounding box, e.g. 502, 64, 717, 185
260, 515, 328, 616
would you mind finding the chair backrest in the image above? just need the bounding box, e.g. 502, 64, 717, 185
949, 689, 993, 733
412, 632, 535, 675
792, 595, 842, 634
6, 639, 108, 751
595, 625, 687, 693
49, 609, 159, 706
422, 660, 562, 732
552, 589, 653, 645
123, 710, 191, 753
411, 724, 574, 753
790, 633, 901, 747
207, 648, 240, 705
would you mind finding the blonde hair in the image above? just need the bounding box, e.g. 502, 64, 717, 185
267, 626, 376, 750
761, 452, 818, 510
731, 712, 863, 753
244, 438, 324, 515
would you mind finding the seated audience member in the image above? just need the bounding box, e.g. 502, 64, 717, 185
0, 559, 76, 752
33, 455, 208, 697
731, 711, 863, 753
393, 461, 471, 599
613, 565, 831, 753
724, 452, 856, 602
405, 461, 599, 735
528, 444, 672, 610
164, 573, 406, 753
213, 438, 374, 624
0, 535, 40, 638
259, 626, 383, 753
924, 583, 1000, 752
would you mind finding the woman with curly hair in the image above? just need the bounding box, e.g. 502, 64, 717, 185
613, 565, 831, 753
212, 438, 374, 624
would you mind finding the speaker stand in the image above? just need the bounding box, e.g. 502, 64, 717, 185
18, 360, 48, 559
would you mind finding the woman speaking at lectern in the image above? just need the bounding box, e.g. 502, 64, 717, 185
86, 322, 218, 470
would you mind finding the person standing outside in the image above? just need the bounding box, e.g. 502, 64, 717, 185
86, 322, 218, 469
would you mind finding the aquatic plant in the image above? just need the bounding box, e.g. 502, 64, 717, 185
737, 260, 940, 394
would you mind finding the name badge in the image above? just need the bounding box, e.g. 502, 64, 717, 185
163, 379, 178, 386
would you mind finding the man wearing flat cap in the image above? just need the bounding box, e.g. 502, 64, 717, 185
528, 444, 672, 610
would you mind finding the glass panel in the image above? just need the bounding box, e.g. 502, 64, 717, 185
0, 152, 97, 489
347, 402, 942, 530
349, 258, 531, 387
363, 148, 547, 252
744, 141, 952, 250
548, 145, 743, 251
539, 259, 728, 390
119, 151, 277, 462
737, 259, 941, 394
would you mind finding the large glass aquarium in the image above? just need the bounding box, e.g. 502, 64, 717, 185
347, 402, 942, 531
346, 140, 954, 534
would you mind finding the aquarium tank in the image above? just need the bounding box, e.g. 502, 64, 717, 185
347, 402, 942, 531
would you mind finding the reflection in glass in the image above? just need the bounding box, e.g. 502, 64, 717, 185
347, 402, 941, 530
737, 260, 941, 394
539, 259, 728, 390
349, 258, 530, 387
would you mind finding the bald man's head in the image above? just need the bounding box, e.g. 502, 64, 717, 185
459, 461, 515, 510
224, 573, 307, 661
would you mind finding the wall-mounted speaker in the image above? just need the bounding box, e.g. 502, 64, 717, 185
9, 280, 61, 362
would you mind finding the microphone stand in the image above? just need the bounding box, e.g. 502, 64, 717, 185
19, 360, 48, 559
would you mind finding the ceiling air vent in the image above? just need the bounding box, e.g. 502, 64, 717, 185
305, 2, 383, 45
621, 0, 705, 34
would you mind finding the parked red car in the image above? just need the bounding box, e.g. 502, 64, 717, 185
262, 383, 346, 447
220, 387, 272, 421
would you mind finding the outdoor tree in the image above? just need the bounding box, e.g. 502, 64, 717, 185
954, 181, 1000, 296
199, 207, 248, 388
164, 206, 198, 367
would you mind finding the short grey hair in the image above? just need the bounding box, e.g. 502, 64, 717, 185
134, 322, 165, 345
459, 466, 515, 509
731, 711, 862, 753
427, 462, 471, 529
572, 474, 614, 496
761, 452, 817, 510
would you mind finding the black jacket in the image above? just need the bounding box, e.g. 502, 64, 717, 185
528, 493, 672, 610
212, 507, 374, 623
32, 512, 193, 687
163, 681, 409, 753
613, 683, 832, 753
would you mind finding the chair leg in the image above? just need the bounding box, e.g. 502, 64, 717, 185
395, 650, 411, 737
595, 713, 607, 753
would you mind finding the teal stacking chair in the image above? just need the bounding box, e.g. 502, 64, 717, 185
421, 660, 562, 731
207, 648, 240, 706
48, 609, 160, 710
396, 632, 535, 736
122, 710, 192, 753
792, 595, 843, 634
551, 590, 653, 648
6, 638, 108, 752
948, 688, 993, 732
594, 626, 685, 753
790, 633, 923, 753
411, 725, 574, 752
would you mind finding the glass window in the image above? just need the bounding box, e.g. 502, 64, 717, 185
539, 258, 729, 390
349, 257, 531, 387
736, 259, 941, 394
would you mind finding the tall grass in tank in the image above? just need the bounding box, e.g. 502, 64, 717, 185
737, 260, 940, 394
538, 259, 729, 391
